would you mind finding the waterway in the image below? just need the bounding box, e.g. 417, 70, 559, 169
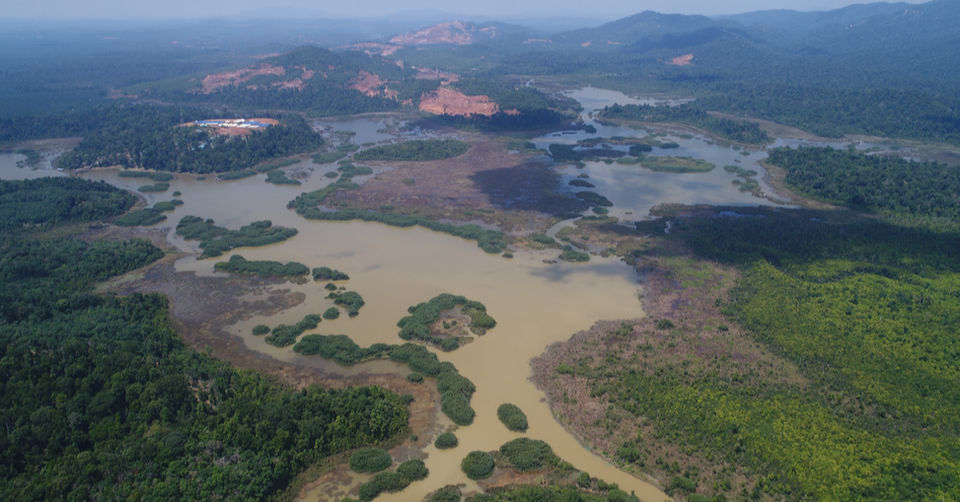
6, 89, 818, 501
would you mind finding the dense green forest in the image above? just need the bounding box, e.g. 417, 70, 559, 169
0, 177, 136, 234
353, 139, 471, 162
768, 146, 960, 229
0, 178, 409, 500
54, 106, 322, 173
600, 103, 770, 144
587, 206, 960, 500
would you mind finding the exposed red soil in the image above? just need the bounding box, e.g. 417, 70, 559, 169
419, 87, 499, 117
390, 21, 473, 45
345, 42, 402, 57
668, 53, 695, 66
200, 64, 286, 94
580, 41, 592, 47
415, 67, 461, 85
348, 70, 390, 98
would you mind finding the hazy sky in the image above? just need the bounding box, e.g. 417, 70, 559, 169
3, 0, 930, 20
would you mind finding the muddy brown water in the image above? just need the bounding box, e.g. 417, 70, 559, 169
80, 165, 668, 501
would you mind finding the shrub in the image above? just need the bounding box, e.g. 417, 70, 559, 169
350, 448, 392, 473
497, 403, 529, 432
667, 476, 697, 494
313, 266, 349, 281
434, 432, 458, 449
427, 485, 462, 502
499, 438, 557, 471
397, 459, 428, 481
407, 373, 424, 383
252, 324, 270, 336
461, 451, 494, 480
323, 307, 340, 320
358, 471, 407, 501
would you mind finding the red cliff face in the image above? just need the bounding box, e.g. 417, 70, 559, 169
390, 21, 474, 46
418, 87, 499, 117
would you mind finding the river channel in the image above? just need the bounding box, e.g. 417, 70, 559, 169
1, 87, 807, 501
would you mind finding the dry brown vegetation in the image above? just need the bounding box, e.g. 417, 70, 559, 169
531, 219, 806, 499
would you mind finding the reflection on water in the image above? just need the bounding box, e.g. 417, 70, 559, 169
317, 117, 398, 145
533, 87, 785, 222
0, 152, 66, 180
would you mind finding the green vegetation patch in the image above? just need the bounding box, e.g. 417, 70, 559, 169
289, 207, 506, 254
114, 199, 183, 227
575, 191, 613, 207
560, 245, 590, 263
217, 170, 257, 180
769, 146, 960, 228
637, 156, 715, 173
601, 103, 769, 144
349, 448, 392, 473
397, 293, 496, 350
292, 337, 477, 425
461, 451, 495, 480
0, 181, 408, 501
434, 432, 458, 449
264, 313, 324, 347
265, 169, 301, 185
137, 182, 170, 193
327, 290, 364, 317
213, 254, 309, 280
356, 460, 429, 502
0, 178, 136, 233
118, 170, 174, 181
322, 307, 340, 320
312, 151, 348, 164
313, 266, 349, 281
252, 324, 270, 336
353, 139, 470, 161
496, 403, 529, 432
175, 216, 297, 258
569, 179, 596, 188
499, 438, 559, 471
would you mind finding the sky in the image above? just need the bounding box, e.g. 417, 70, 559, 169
3, 0, 930, 20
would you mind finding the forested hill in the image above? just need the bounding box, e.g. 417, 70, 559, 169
0, 177, 410, 499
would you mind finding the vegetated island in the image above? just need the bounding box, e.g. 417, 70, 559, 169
397, 293, 497, 351
293, 336, 477, 425
175, 216, 298, 258
254, 313, 325, 348
634, 156, 715, 173
0, 177, 409, 501
353, 139, 471, 161
599, 103, 770, 145
213, 254, 310, 281
496, 403, 529, 432
357, 458, 428, 501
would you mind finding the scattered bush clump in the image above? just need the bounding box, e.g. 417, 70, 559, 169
138, 182, 170, 193
397, 293, 496, 350
497, 403, 529, 432
265, 169, 301, 185
118, 170, 174, 182
350, 448, 392, 473
176, 216, 297, 258
327, 290, 364, 317
434, 432, 458, 449
213, 254, 309, 280
575, 191, 613, 207
397, 459, 428, 481
461, 451, 495, 480
264, 314, 323, 347
560, 245, 590, 263
322, 307, 340, 320
313, 266, 349, 281
407, 373, 423, 383
499, 438, 559, 471
354, 139, 470, 161
252, 324, 270, 336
